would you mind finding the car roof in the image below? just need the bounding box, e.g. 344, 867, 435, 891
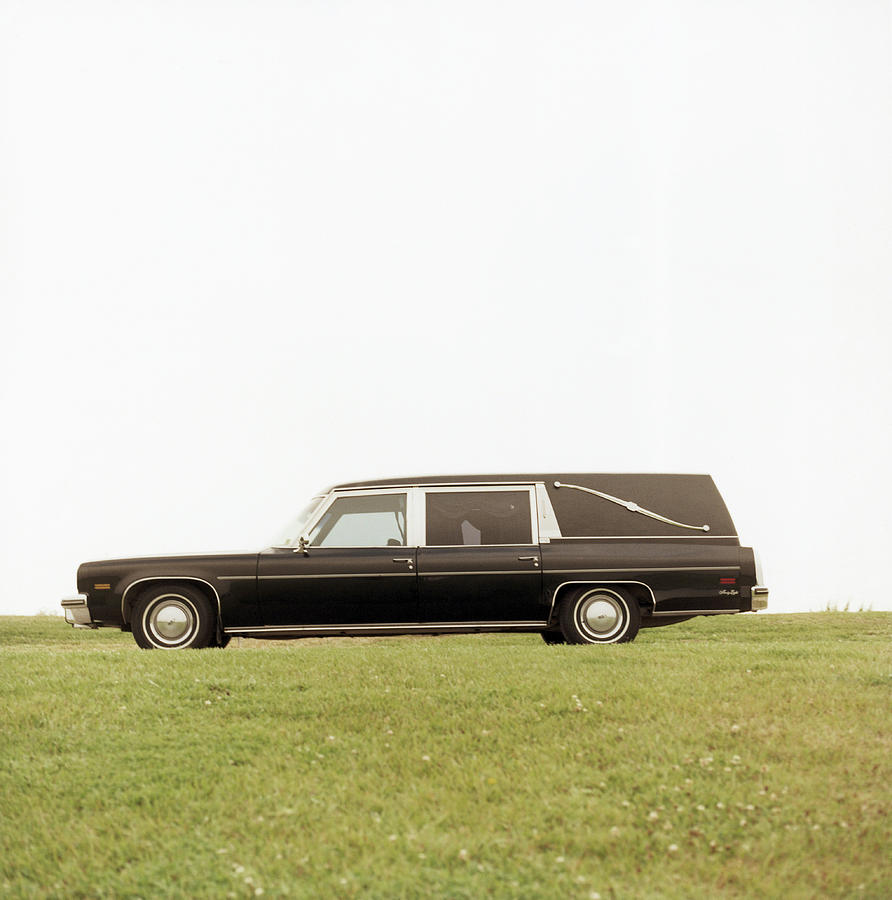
331, 473, 705, 490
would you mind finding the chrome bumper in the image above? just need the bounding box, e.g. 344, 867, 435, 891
751, 586, 769, 611
60, 594, 97, 628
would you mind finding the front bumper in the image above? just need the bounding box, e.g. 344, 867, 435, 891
60, 594, 98, 628
751, 586, 769, 611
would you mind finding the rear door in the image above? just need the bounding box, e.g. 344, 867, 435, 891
417, 486, 545, 624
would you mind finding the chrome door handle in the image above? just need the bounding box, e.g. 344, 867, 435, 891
392, 558, 415, 570
517, 556, 540, 567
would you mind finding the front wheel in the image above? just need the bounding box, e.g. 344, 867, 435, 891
132, 585, 215, 650
559, 587, 640, 644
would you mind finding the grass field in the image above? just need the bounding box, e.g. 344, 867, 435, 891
1, 613, 889, 899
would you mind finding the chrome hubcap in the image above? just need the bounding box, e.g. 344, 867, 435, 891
584, 598, 620, 634
149, 598, 194, 643
576, 590, 627, 641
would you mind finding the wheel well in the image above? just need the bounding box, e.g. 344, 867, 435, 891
551, 581, 654, 622
122, 578, 220, 625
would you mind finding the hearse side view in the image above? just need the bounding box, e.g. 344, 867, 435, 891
61, 473, 768, 649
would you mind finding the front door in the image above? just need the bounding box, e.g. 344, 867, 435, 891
417, 487, 545, 623
258, 490, 417, 626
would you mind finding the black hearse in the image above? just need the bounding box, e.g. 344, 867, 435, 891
62, 473, 767, 649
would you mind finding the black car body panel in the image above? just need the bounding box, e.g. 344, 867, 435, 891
62, 474, 767, 647
75, 553, 261, 628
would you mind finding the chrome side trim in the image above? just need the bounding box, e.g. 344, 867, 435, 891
121, 576, 222, 622
414, 543, 540, 549
651, 609, 739, 616
552, 535, 738, 541
420, 569, 540, 577
251, 567, 544, 581
224, 620, 549, 635
252, 569, 540, 580
549, 566, 740, 574
333, 481, 539, 491
256, 572, 415, 581
549, 580, 658, 620
553, 481, 711, 532
61, 594, 88, 608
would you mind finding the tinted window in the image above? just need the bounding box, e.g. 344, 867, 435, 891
425, 491, 532, 546
309, 493, 407, 548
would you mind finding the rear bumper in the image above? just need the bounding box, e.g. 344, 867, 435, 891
61, 594, 98, 628
751, 586, 769, 611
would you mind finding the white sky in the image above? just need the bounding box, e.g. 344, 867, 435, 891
2, 1, 890, 615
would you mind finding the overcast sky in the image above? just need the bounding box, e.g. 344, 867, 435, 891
2, 1, 890, 616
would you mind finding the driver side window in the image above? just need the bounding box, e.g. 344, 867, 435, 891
309, 493, 407, 548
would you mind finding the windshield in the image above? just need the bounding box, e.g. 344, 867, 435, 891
270, 496, 326, 547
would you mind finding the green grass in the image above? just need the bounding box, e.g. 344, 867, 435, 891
1, 613, 890, 899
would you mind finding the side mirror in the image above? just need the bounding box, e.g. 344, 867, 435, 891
293, 535, 310, 555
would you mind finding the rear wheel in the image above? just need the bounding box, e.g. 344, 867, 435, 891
132, 585, 215, 650
559, 586, 640, 644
